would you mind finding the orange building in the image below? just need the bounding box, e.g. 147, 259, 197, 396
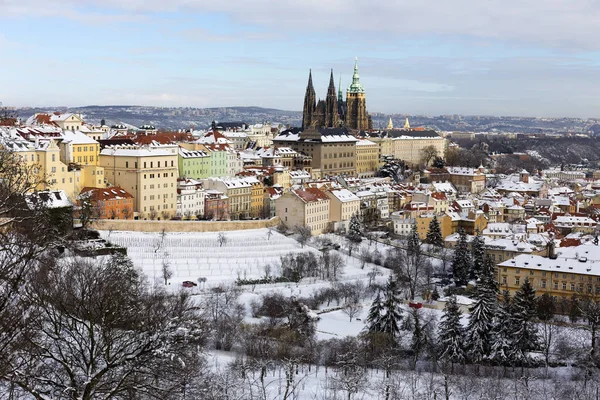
79, 186, 134, 220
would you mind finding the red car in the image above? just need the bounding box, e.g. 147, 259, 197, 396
182, 281, 197, 288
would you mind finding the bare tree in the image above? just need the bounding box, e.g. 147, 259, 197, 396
294, 225, 312, 248
4, 254, 207, 399
217, 231, 228, 247
343, 301, 363, 322
420, 145, 439, 167
359, 247, 372, 269
161, 258, 173, 285
122, 206, 132, 220
330, 253, 345, 281
154, 228, 167, 254
149, 208, 159, 220
266, 227, 273, 241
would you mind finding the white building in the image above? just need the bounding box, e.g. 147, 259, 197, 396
176, 179, 206, 218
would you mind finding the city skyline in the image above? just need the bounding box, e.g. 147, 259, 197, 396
2, 1, 600, 118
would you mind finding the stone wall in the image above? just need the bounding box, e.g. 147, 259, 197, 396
91, 217, 280, 233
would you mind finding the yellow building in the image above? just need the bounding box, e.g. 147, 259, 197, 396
497, 250, 600, 299
60, 130, 104, 189
240, 176, 264, 218
325, 188, 360, 230
201, 177, 252, 220
99, 145, 179, 219
392, 132, 447, 167
50, 113, 84, 131
273, 169, 291, 189
416, 213, 454, 241
275, 188, 330, 235
355, 139, 379, 178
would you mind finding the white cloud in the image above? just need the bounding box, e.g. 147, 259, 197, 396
4, 0, 600, 50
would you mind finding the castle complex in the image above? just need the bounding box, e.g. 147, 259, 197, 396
302, 58, 372, 131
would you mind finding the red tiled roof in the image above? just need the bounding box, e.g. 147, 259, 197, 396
294, 187, 329, 203
431, 192, 447, 201
80, 186, 133, 201
559, 238, 582, 247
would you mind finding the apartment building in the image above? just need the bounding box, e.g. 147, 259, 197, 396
355, 139, 379, 178
78, 186, 134, 219
204, 190, 230, 220
60, 130, 105, 189
201, 177, 251, 219
273, 127, 357, 178
178, 148, 211, 179
176, 179, 205, 218
497, 245, 600, 299
446, 167, 486, 194
276, 188, 331, 235
99, 145, 178, 219
326, 188, 360, 231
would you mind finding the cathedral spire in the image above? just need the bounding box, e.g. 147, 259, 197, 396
348, 57, 365, 93
325, 69, 339, 127
302, 69, 317, 129
338, 75, 343, 102
328, 69, 335, 89
403, 117, 411, 129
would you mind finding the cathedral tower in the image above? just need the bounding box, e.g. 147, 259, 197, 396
302, 70, 316, 129
325, 69, 340, 127
345, 58, 370, 131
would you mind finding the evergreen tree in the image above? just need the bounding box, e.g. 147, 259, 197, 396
451, 228, 471, 286
490, 290, 514, 366
366, 291, 384, 333
347, 214, 363, 243
438, 295, 466, 369
411, 308, 425, 366
378, 276, 404, 339
426, 215, 444, 248
465, 256, 498, 363
510, 277, 540, 365
407, 224, 421, 255
470, 232, 485, 280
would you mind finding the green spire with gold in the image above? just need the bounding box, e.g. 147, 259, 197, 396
347, 57, 365, 93
338, 75, 343, 102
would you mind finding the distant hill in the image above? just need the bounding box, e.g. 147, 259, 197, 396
13, 105, 600, 134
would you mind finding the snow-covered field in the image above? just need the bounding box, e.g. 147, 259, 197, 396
99, 228, 390, 288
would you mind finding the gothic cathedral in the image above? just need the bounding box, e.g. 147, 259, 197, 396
302, 58, 372, 131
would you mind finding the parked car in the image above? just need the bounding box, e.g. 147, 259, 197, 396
182, 281, 197, 288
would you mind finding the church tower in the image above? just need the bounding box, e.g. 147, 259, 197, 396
387, 117, 394, 129
345, 58, 370, 131
302, 70, 316, 129
325, 69, 340, 127
337, 76, 346, 123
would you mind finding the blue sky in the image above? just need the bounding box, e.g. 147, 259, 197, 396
2, 0, 600, 117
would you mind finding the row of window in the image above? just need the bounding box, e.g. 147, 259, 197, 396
324, 162, 354, 169
145, 204, 174, 212
143, 173, 174, 179
507, 267, 600, 281
144, 193, 175, 200
125, 160, 175, 169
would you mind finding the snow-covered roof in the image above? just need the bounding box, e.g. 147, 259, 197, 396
499, 248, 600, 276
61, 130, 98, 145
27, 190, 72, 209
100, 146, 172, 157
329, 189, 360, 203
